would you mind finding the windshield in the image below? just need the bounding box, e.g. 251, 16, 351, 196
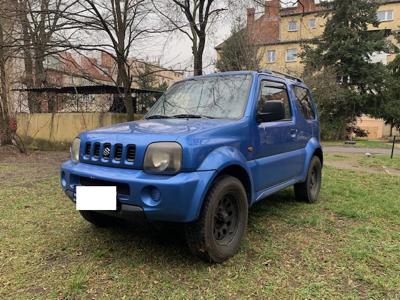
145, 74, 253, 120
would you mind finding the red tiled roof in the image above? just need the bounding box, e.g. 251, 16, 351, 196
50, 52, 113, 83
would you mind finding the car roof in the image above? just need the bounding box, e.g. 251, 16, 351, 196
184, 71, 305, 86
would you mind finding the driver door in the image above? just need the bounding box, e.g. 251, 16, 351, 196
253, 80, 304, 192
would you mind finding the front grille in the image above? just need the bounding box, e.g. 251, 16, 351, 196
126, 145, 136, 162
82, 142, 136, 165
93, 143, 101, 158
79, 177, 130, 195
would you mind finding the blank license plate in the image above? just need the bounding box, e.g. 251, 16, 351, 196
76, 186, 117, 211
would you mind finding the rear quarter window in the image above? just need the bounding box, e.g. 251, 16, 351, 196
294, 86, 315, 120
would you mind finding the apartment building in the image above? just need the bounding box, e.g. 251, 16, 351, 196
217, 0, 400, 76
216, 0, 400, 139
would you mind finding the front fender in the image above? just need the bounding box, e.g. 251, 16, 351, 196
301, 137, 323, 181
193, 146, 254, 218
197, 146, 249, 172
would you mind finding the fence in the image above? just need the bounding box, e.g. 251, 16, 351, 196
17, 113, 143, 144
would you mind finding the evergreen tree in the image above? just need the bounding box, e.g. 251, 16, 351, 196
372, 54, 400, 135
302, 0, 393, 138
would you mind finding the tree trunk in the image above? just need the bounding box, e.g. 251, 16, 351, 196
19, 0, 40, 113
193, 54, 203, 76
33, 49, 47, 112
0, 20, 11, 145
390, 123, 394, 137
124, 88, 134, 121
117, 61, 134, 121
193, 36, 205, 76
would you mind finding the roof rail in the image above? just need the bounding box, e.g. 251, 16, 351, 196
259, 69, 303, 83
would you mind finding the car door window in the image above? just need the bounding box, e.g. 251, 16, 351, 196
294, 86, 315, 120
257, 81, 292, 121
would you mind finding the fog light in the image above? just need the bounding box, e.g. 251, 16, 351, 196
150, 187, 161, 202
141, 186, 162, 206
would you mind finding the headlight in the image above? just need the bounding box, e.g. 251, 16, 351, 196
144, 142, 182, 174
70, 138, 80, 162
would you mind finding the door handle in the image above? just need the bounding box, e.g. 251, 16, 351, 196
290, 129, 298, 138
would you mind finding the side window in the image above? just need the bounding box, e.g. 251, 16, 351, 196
257, 81, 292, 121
294, 86, 315, 120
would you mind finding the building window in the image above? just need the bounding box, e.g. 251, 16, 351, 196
267, 50, 276, 63
377, 10, 394, 22
308, 19, 316, 29
288, 21, 298, 32
286, 48, 298, 62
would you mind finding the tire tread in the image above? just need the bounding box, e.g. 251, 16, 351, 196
185, 175, 247, 263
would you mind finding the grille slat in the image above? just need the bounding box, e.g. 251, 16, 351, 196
114, 144, 123, 161
126, 145, 136, 162
84, 142, 91, 156
93, 143, 101, 158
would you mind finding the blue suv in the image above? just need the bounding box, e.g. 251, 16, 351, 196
61, 71, 323, 262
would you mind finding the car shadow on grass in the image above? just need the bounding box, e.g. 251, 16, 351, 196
69, 188, 299, 265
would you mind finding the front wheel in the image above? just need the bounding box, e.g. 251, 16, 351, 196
294, 156, 322, 203
185, 175, 248, 263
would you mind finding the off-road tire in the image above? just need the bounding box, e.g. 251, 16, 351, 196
185, 175, 248, 263
294, 156, 322, 203
79, 210, 117, 227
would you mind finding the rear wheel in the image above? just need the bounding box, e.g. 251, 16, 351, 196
79, 210, 117, 227
294, 156, 322, 203
185, 175, 248, 263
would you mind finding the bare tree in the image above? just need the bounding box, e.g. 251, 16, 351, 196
0, 0, 16, 145
14, 0, 79, 113
66, 0, 154, 121
153, 0, 226, 76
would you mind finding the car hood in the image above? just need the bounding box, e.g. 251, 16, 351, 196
84, 118, 236, 141
78, 118, 242, 170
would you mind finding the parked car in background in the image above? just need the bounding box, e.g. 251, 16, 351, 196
61, 71, 323, 263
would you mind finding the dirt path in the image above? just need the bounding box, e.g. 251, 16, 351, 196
324, 147, 400, 176
324, 146, 395, 155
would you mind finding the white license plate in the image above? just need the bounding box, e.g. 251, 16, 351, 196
76, 186, 117, 211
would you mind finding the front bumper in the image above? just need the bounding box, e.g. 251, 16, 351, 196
61, 160, 215, 222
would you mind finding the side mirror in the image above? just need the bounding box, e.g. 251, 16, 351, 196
257, 100, 286, 123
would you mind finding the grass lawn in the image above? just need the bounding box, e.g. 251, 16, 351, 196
358, 154, 400, 170
1, 149, 399, 299
323, 140, 396, 149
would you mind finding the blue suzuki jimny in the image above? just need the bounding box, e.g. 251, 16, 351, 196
61, 70, 323, 262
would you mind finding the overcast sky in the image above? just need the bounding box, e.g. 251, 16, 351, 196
135, 25, 231, 75
132, 0, 297, 75
132, 6, 241, 75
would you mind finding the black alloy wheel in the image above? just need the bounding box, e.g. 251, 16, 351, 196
213, 194, 239, 245
185, 175, 248, 263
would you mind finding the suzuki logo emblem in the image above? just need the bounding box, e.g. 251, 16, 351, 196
103, 146, 111, 157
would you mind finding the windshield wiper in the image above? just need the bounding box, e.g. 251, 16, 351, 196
172, 114, 215, 119
145, 115, 172, 120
